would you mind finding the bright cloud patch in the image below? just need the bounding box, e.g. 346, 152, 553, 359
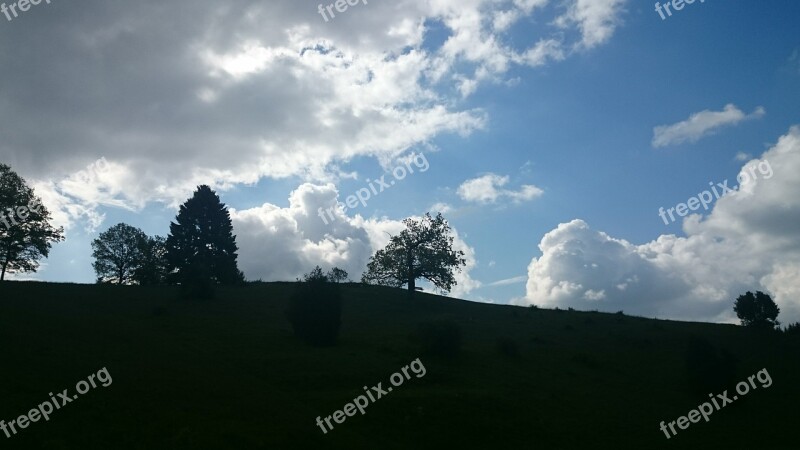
522, 126, 800, 323
457, 173, 543, 204
652, 104, 766, 148
231, 183, 480, 297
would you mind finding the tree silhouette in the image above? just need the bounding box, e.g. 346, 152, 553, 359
91, 223, 149, 284
0, 164, 64, 280
362, 213, 466, 293
734, 291, 780, 329
327, 267, 348, 283
133, 235, 168, 285
165, 185, 244, 287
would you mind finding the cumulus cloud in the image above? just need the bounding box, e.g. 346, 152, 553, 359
521, 126, 800, 324
0, 0, 627, 232
231, 183, 481, 296
652, 104, 766, 148
457, 173, 543, 204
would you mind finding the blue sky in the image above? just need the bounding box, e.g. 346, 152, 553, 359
2, 0, 799, 323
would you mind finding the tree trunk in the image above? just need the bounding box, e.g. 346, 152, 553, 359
406, 250, 415, 293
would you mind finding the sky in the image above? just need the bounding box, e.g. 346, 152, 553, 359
1, 0, 799, 324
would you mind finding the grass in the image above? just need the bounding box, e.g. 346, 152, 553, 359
0, 281, 797, 449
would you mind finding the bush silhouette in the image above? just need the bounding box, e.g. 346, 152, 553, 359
285, 267, 342, 347
415, 319, 462, 358
685, 336, 738, 398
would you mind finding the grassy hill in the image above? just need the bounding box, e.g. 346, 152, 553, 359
0, 281, 796, 449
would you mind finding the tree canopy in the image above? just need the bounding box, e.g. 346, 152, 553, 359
0, 164, 64, 280
362, 213, 466, 293
165, 185, 244, 286
734, 291, 780, 329
91, 223, 167, 285
91, 223, 149, 284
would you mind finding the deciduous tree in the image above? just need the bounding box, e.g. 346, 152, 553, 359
362, 213, 465, 293
0, 164, 64, 280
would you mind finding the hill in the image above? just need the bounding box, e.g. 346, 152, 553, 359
0, 281, 796, 449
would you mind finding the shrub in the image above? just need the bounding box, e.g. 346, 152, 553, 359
685, 336, 738, 398
415, 319, 462, 358
496, 337, 519, 358
285, 267, 342, 347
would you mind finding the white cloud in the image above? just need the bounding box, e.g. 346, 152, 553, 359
553, 0, 627, 50
231, 183, 481, 296
521, 126, 800, 324
0, 0, 627, 232
457, 173, 543, 204
652, 104, 766, 148
487, 275, 527, 287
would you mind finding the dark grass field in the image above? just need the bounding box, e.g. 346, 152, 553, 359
0, 281, 797, 449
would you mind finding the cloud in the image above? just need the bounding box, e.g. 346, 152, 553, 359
652, 104, 766, 148
487, 275, 527, 287
230, 183, 481, 296
457, 173, 543, 204
520, 126, 800, 324
0, 0, 627, 232
553, 0, 627, 50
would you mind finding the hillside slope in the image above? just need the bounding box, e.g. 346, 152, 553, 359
0, 281, 796, 449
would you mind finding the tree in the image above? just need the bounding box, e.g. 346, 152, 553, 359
327, 267, 348, 283
362, 212, 466, 293
91, 223, 149, 284
132, 235, 168, 285
0, 164, 64, 280
165, 185, 244, 287
734, 291, 780, 329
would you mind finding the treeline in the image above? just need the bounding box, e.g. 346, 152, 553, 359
91, 185, 243, 296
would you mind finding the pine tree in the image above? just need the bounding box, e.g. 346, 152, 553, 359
165, 185, 244, 287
